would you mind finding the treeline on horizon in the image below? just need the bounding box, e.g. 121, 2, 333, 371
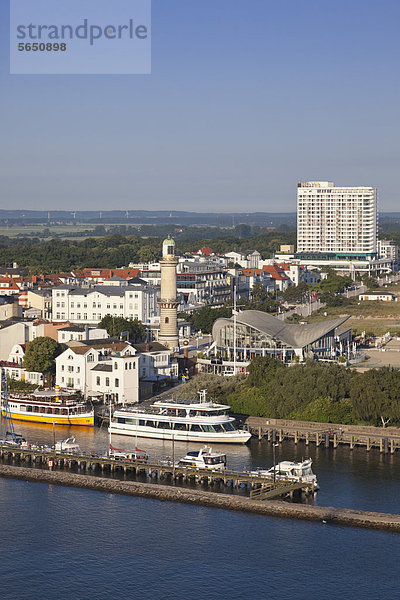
180, 358, 400, 427
0, 229, 297, 273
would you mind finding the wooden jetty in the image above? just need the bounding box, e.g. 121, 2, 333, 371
245, 416, 400, 453
0, 443, 315, 501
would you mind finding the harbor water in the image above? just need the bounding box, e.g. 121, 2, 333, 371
1, 421, 399, 599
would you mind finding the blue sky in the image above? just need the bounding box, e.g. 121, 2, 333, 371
1, 0, 400, 212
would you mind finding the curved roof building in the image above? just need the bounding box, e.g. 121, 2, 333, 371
212, 310, 350, 361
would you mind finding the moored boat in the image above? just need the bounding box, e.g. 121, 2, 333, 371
251, 458, 319, 489
1, 390, 94, 426
177, 446, 227, 470
108, 443, 148, 461
55, 437, 80, 453
109, 390, 251, 444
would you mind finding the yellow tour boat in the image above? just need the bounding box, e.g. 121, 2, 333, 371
1, 389, 94, 426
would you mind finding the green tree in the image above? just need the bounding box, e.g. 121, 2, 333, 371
138, 245, 159, 263
251, 283, 268, 304
362, 276, 378, 290
187, 306, 232, 334
282, 281, 308, 303
23, 337, 63, 385
246, 355, 284, 387
99, 316, 145, 342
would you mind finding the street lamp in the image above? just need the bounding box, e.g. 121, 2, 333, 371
52, 420, 58, 458
272, 443, 279, 485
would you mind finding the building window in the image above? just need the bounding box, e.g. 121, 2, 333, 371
165, 317, 169, 323
114, 362, 118, 369
115, 378, 119, 387
105, 377, 110, 386
96, 376, 100, 385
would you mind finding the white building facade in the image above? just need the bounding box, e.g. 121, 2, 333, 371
377, 239, 399, 264
297, 181, 377, 254
55, 342, 139, 404
52, 284, 158, 325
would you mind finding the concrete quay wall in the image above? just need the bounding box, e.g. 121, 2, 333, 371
1, 464, 400, 533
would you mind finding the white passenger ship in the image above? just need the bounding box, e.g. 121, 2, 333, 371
109, 390, 251, 444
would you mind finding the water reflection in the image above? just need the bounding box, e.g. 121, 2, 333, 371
2, 418, 400, 513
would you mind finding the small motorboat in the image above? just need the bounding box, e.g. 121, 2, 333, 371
177, 446, 227, 470
55, 437, 80, 453
108, 444, 148, 462
251, 458, 319, 490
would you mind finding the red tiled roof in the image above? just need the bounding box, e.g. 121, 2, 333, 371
112, 268, 140, 279
197, 246, 213, 256
242, 268, 262, 276
80, 268, 140, 280
262, 265, 289, 281
0, 277, 20, 290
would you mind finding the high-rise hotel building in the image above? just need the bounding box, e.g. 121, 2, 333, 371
297, 181, 377, 256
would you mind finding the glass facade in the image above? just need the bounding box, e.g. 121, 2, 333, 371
214, 321, 336, 361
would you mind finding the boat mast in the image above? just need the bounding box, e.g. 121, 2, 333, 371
108, 395, 112, 456
1, 369, 18, 443
233, 279, 237, 376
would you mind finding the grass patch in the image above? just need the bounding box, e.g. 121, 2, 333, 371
305, 297, 400, 335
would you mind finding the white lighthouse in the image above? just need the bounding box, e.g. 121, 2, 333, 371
158, 236, 179, 351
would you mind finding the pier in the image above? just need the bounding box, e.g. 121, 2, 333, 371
0, 443, 315, 501
245, 417, 400, 453
1, 464, 400, 533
